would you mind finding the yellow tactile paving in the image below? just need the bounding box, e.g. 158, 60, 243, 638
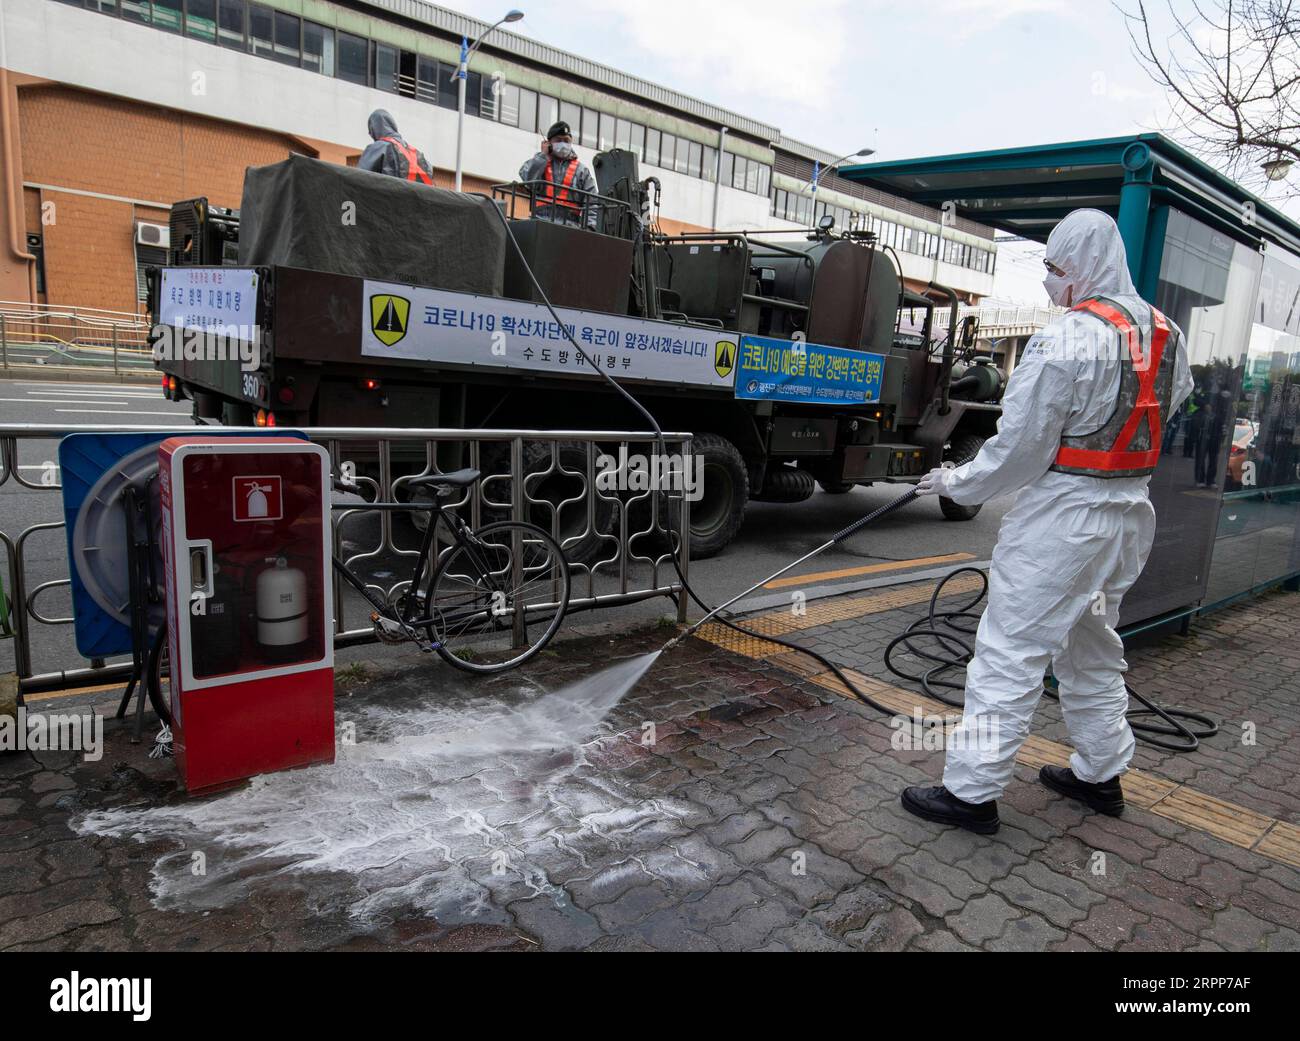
22, 681, 127, 703
690, 587, 1300, 870
763, 552, 977, 590
1146, 787, 1275, 850
1255, 822, 1300, 869
1119, 770, 1180, 811
743, 572, 987, 637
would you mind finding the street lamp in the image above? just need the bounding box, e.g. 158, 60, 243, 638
807, 146, 873, 224
454, 9, 524, 192
1261, 154, 1294, 182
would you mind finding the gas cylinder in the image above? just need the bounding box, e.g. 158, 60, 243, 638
256, 556, 308, 648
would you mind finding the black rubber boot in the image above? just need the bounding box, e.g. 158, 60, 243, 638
900, 785, 999, 835
1039, 764, 1124, 817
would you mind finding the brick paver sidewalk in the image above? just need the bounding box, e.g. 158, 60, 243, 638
1, 583, 1297, 951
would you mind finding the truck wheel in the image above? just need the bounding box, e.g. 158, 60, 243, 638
939, 434, 985, 521
689, 432, 748, 558
751, 465, 815, 504
817, 478, 855, 495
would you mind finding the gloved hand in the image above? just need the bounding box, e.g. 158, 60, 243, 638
916, 467, 950, 497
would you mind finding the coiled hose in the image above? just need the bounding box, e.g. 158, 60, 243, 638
883, 567, 1219, 752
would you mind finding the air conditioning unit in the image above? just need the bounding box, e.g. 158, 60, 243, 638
136, 221, 171, 249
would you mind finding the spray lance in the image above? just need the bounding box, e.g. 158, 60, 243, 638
663, 488, 920, 653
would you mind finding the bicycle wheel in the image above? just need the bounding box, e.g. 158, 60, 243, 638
425, 520, 569, 673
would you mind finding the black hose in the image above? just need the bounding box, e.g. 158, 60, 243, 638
146, 623, 173, 728
883, 567, 1218, 752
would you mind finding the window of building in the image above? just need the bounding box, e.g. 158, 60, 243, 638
597, 112, 614, 150
517, 87, 537, 132
659, 133, 675, 171
560, 101, 581, 138
686, 140, 703, 178
614, 118, 631, 150
674, 138, 689, 174
395, 50, 417, 98
272, 11, 299, 65
372, 42, 397, 91
630, 122, 646, 161
85, 1, 121, 13
248, 4, 273, 58
463, 69, 482, 117
298, 22, 333, 76
702, 145, 716, 182
185, 0, 216, 41
538, 94, 558, 135
497, 82, 520, 125
337, 30, 368, 85
580, 107, 598, 148
719, 151, 734, 187
216, 0, 244, 48
121, 0, 150, 24
152, 0, 183, 31
647, 128, 665, 166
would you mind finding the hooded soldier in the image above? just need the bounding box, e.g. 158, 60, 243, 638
518, 120, 599, 229
902, 208, 1193, 834
358, 109, 434, 185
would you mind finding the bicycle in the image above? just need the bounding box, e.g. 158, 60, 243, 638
330, 467, 571, 674
144, 467, 572, 723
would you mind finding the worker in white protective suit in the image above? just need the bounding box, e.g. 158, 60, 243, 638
900, 208, 1192, 835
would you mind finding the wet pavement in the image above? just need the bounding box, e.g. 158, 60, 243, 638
2, 580, 1298, 951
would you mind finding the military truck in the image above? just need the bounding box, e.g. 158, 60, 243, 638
149, 149, 1004, 558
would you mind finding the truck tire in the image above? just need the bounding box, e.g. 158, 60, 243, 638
751, 465, 815, 504
817, 477, 855, 495
939, 434, 985, 521
689, 432, 748, 558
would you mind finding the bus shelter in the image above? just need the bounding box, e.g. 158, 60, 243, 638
842, 134, 1300, 626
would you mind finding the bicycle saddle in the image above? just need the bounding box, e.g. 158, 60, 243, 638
407, 468, 481, 490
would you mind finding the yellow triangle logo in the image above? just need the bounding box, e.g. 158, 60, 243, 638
370, 294, 410, 347
714, 339, 736, 378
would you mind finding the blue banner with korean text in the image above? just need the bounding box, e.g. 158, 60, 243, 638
735, 334, 884, 405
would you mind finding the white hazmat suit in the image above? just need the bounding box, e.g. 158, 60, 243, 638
920, 209, 1192, 803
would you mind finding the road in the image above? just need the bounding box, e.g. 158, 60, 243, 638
0, 375, 1009, 685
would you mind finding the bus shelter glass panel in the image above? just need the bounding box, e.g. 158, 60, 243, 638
1124, 208, 1262, 623
1206, 243, 1300, 601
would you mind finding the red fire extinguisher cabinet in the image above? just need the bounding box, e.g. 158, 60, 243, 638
159, 436, 334, 793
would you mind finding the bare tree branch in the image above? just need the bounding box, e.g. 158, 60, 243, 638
1117, 0, 1299, 195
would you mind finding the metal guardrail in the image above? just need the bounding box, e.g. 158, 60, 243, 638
0, 301, 153, 372
930, 304, 1064, 337
0, 423, 693, 693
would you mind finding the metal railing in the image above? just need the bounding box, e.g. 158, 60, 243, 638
0, 301, 153, 372
0, 423, 693, 693
929, 304, 1063, 338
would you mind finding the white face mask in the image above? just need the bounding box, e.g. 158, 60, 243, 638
1043, 271, 1073, 308
550, 141, 575, 160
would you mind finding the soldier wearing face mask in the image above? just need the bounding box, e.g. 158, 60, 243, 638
518, 121, 599, 229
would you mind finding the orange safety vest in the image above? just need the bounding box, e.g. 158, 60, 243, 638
380, 136, 433, 185
540, 156, 582, 210
1051, 296, 1176, 479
